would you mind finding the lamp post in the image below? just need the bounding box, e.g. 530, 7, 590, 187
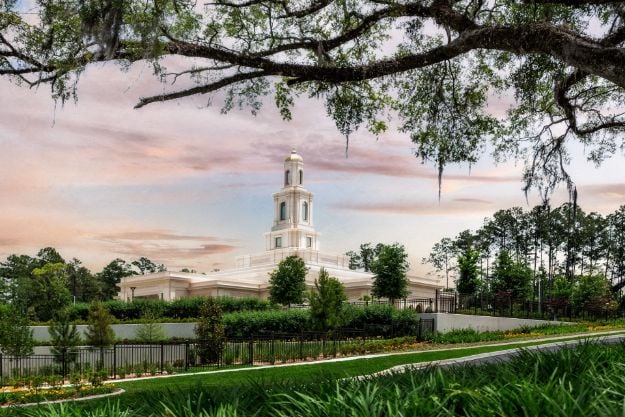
130, 286, 136, 301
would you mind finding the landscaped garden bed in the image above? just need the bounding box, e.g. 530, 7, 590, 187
0, 384, 118, 407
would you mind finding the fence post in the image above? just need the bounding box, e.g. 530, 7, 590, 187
435, 289, 439, 313
112, 344, 117, 379
248, 339, 254, 365
160, 342, 164, 375
417, 319, 422, 341
62, 349, 67, 382
0, 353, 3, 387
184, 340, 189, 371
299, 333, 304, 360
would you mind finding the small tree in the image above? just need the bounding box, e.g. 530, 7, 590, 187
490, 250, 532, 301
456, 249, 481, 295
0, 305, 34, 358
49, 310, 81, 365
84, 301, 115, 348
309, 268, 347, 332
571, 274, 615, 311
370, 243, 409, 304
194, 298, 224, 365
136, 308, 165, 343
551, 275, 573, 301
268, 255, 308, 307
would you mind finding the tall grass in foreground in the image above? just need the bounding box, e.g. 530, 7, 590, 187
11, 341, 625, 417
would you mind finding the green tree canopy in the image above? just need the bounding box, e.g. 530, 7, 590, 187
97, 258, 133, 300
84, 301, 115, 348
308, 268, 347, 332
346, 243, 385, 272
31, 262, 72, 322
2, 2, 624, 193
268, 255, 308, 307
370, 243, 409, 303
456, 249, 481, 295
491, 250, 532, 300
571, 274, 615, 310
0, 304, 34, 357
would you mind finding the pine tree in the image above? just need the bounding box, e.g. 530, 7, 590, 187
309, 268, 347, 332
84, 301, 115, 348
49, 310, 81, 364
136, 308, 165, 342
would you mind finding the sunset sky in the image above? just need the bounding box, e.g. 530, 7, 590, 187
1, 55, 625, 278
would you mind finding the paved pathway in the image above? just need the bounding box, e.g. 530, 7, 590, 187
362, 332, 625, 379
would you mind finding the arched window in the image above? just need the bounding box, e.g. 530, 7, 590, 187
302, 202, 308, 221
280, 202, 287, 221
299, 170, 303, 185
284, 170, 291, 186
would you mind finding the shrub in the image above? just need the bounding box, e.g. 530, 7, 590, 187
195, 298, 225, 365
224, 309, 310, 337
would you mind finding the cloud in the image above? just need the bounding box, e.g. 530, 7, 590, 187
452, 198, 494, 205
582, 183, 625, 200
92, 229, 238, 262
334, 200, 497, 216
97, 230, 232, 242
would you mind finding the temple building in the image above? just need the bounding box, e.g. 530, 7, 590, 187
118, 150, 442, 301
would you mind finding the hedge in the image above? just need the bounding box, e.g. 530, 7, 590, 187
223, 305, 420, 338
64, 297, 274, 321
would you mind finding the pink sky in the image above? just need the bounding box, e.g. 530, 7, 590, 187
1, 59, 624, 277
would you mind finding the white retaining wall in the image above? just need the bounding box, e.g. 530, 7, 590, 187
421, 313, 570, 333
31, 323, 197, 343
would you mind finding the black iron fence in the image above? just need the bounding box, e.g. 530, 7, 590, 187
455, 292, 621, 321
0, 319, 434, 387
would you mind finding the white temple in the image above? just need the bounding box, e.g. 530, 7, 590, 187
118, 150, 442, 301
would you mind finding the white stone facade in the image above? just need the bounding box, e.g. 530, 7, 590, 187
118, 150, 442, 301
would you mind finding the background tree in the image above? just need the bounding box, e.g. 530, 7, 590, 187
551, 275, 573, 302
97, 259, 133, 300
346, 243, 384, 272
571, 274, 615, 311
456, 249, 481, 295
49, 310, 81, 365
0, 305, 34, 358
67, 258, 101, 303
422, 237, 456, 289
194, 297, 224, 365
84, 301, 115, 348
370, 243, 409, 304
30, 262, 72, 322
308, 268, 347, 332
491, 250, 532, 301
131, 257, 166, 275
268, 255, 308, 307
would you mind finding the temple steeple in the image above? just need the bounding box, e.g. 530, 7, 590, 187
266, 150, 319, 251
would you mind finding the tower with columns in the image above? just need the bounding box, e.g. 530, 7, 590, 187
266, 149, 319, 251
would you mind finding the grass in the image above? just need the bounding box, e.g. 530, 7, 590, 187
10, 334, 625, 416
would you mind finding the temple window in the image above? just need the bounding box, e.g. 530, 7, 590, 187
280, 202, 287, 220
285, 170, 291, 186
302, 202, 308, 221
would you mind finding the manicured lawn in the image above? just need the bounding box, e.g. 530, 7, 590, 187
6, 335, 624, 417
112, 331, 624, 396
